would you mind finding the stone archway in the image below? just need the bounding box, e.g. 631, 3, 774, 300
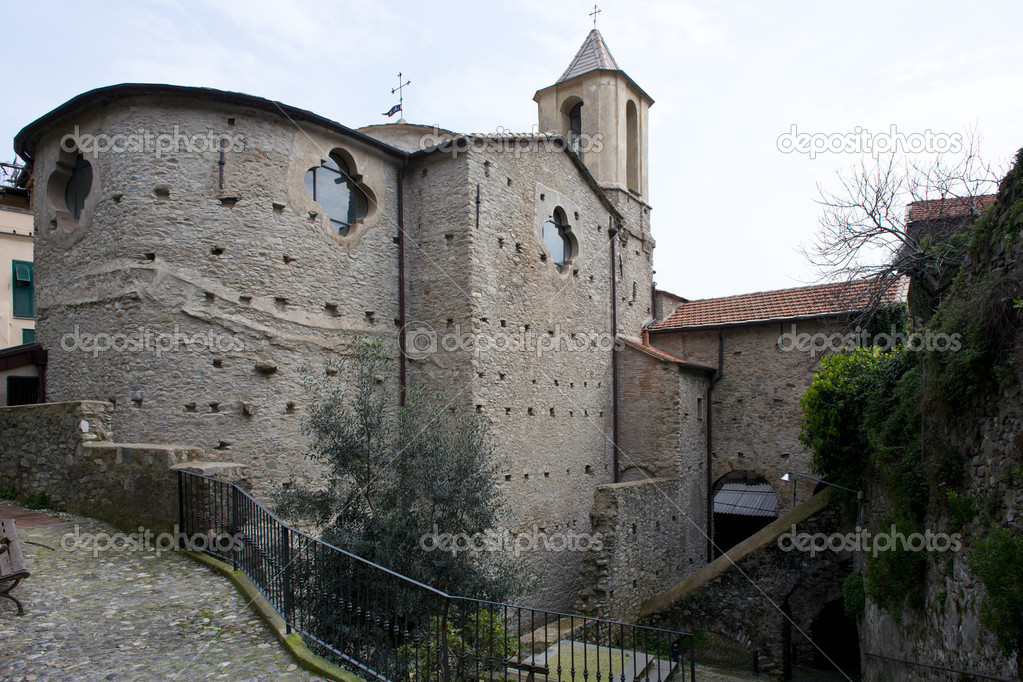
811, 598, 861, 676
711, 470, 779, 557
787, 558, 860, 679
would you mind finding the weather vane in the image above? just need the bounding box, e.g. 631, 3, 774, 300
590, 4, 601, 28
383, 72, 411, 118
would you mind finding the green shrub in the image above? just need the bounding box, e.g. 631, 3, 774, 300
865, 513, 927, 616
863, 352, 928, 516
21, 491, 50, 510
842, 572, 866, 619
944, 489, 977, 531
0, 485, 18, 501
800, 348, 886, 492
968, 527, 1023, 659
398, 608, 518, 680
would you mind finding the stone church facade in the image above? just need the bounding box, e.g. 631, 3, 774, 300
15, 30, 714, 610
13, 29, 889, 614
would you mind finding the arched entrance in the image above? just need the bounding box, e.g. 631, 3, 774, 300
810, 599, 861, 677
712, 471, 778, 557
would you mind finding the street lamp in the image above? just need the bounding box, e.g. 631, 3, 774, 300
781, 471, 863, 507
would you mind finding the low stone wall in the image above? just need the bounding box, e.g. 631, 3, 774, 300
0, 400, 215, 531
576, 478, 697, 621
640, 490, 851, 670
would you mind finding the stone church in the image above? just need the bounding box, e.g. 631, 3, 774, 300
12, 29, 883, 614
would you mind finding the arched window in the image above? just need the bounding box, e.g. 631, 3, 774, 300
64, 154, 92, 219
568, 102, 583, 154
305, 152, 369, 236
626, 100, 639, 193
542, 208, 572, 272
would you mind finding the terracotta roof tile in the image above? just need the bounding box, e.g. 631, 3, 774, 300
619, 336, 717, 373
906, 195, 996, 223
651, 278, 906, 330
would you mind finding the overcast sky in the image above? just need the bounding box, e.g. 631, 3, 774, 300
4, 0, 1020, 299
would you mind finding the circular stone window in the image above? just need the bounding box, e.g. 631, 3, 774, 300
304, 152, 369, 236
63, 153, 93, 219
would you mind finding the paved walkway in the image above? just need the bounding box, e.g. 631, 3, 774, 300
0, 503, 70, 528
0, 514, 325, 681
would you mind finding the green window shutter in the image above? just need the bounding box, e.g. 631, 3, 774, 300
22, 328, 35, 344
12, 260, 34, 318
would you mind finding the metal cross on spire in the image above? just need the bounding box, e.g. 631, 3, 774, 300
590, 4, 601, 28
382, 72, 411, 118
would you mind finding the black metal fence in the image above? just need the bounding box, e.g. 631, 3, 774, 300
178, 470, 697, 681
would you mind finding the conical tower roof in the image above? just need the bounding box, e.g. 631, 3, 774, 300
558, 29, 621, 83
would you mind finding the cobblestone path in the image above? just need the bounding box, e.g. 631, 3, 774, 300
0, 516, 325, 681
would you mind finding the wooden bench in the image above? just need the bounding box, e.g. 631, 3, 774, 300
0, 519, 30, 615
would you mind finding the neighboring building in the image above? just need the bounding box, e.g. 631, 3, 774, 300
906, 194, 998, 247
1, 169, 35, 348
648, 278, 905, 557
904, 194, 998, 318
0, 165, 45, 407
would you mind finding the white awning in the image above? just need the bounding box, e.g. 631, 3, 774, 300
714, 482, 778, 517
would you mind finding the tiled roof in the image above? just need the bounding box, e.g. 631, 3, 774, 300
714, 482, 778, 517
651, 278, 906, 330
558, 29, 621, 83
618, 336, 717, 373
906, 194, 996, 223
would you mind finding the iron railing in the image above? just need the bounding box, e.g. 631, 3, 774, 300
178, 470, 697, 681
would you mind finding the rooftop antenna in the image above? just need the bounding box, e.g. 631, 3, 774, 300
590, 4, 601, 28
383, 72, 411, 121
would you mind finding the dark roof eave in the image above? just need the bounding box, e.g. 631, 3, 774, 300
0, 343, 47, 370
14, 83, 409, 164
533, 69, 655, 105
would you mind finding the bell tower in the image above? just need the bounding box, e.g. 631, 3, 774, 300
534, 29, 653, 201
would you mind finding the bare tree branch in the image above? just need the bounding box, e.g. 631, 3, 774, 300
804, 129, 1005, 324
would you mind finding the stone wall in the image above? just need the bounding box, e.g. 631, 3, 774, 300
649, 319, 845, 513
574, 342, 710, 620
856, 169, 1023, 681
0, 400, 203, 530
576, 478, 701, 621
617, 341, 709, 481
857, 363, 1021, 681
641, 491, 851, 672
28, 93, 403, 495
436, 144, 638, 610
